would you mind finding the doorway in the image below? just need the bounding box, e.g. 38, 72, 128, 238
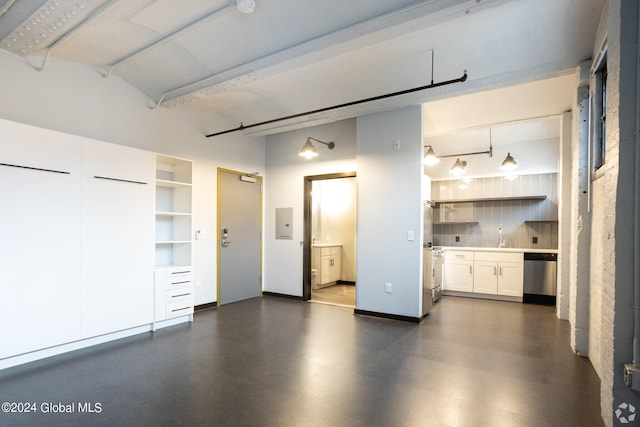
303, 172, 357, 306
217, 168, 263, 305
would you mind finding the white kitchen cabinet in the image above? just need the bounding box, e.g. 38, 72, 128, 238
473, 251, 524, 298
80, 138, 155, 338
443, 251, 474, 292
0, 120, 83, 359
154, 267, 194, 323
473, 260, 499, 294
497, 260, 524, 297
312, 245, 342, 288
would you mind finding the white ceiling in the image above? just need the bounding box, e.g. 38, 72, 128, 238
0, 0, 604, 139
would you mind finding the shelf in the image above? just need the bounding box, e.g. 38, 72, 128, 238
156, 211, 192, 217
434, 195, 546, 205
434, 221, 479, 225
525, 220, 559, 224
155, 154, 192, 268
156, 179, 192, 188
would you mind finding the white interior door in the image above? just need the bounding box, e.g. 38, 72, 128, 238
218, 169, 262, 305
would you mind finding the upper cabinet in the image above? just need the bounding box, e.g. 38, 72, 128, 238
155, 155, 193, 268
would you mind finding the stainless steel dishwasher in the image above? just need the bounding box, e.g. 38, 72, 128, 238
523, 252, 557, 305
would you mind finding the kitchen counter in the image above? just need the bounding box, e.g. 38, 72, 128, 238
439, 246, 558, 254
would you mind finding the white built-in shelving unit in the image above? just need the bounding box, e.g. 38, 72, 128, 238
155, 155, 193, 268
154, 155, 194, 327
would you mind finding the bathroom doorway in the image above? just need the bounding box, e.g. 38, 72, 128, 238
303, 172, 357, 307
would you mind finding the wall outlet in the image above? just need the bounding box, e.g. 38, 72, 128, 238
455, 236, 460, 242
385, 282, 392, 293
393, 140, 400, 150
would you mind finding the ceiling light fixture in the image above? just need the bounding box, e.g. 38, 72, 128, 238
500, 152, 518, 171
423, 145, 440, 165
235, 0, 255, 14
450, 158, 467, 175
299, 137, 335, 159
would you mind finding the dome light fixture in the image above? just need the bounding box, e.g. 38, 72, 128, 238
235, 0, 256, 14
299, 137, 335, 159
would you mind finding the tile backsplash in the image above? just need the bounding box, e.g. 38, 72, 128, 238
430, 173, 558, 249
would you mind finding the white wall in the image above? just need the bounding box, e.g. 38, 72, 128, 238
355, 106, 424, 318
593, 1, 640, 424
264, 119, 357, 296
0, 50, 265, 306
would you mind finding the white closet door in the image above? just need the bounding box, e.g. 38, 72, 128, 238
80, 139, 155, 338
0, 120, 82, 358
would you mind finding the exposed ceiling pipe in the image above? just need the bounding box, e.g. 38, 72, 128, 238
204, 70, 468, 138
103, 3, 235, 78
38, 0, 122, 72
0, 0, 19, 20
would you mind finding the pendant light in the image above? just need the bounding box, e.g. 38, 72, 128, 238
450, 158, 467, 175
299, 137, 335, 159
500, 152, 518, 171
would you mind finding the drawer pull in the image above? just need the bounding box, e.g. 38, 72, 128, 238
171, 306, 191, 313
171, 271, 191, 275
94, 175, 148, 185
170, 280, 191, 285
171, 293, 191, 298
1, 162, 70, 175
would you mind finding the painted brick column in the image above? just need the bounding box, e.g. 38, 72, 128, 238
602, 0, 640, 424
569, 62, 592, 356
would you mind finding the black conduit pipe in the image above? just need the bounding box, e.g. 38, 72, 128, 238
205, 70, 468, 138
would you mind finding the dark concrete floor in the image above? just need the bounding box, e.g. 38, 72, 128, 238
0, 296, 603, 426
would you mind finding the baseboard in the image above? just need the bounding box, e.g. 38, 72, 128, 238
354, 309, 420, 323
337, 280, 356, 286
442, 290, 523, 303
194, 302, 218, 312
1, 315, 194, 371
262, 291, 305, 301
523, 293, 556, 305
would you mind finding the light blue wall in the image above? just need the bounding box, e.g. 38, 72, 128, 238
355, 106, 424, 318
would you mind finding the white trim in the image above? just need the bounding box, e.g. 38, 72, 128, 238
0, 315, 192, 371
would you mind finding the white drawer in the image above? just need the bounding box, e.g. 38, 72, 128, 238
474, 251, 523, 263
166, 288, 192, 304
446, 251, 474, 261
156, 268, 192, 290
165, 275, 192, 291
166, 300, 193, 319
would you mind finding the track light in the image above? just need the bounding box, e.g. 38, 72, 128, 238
450, 158, 467, 175
500, 152, 518, 171
299, 137, 335, 159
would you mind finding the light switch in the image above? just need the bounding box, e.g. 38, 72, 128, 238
407, 231, 415, 241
